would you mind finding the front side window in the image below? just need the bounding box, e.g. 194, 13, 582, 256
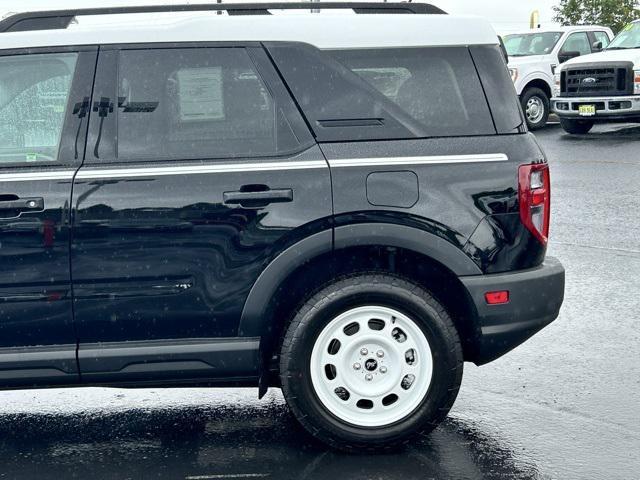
116, 48, 301, 161
0, 53, 77, 164
503, 32, 563, 57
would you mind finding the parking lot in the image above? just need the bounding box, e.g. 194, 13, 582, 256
0, 123, 638, 480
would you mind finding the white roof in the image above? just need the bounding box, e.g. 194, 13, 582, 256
0, 12, 499, 50
503, 25, 611, 36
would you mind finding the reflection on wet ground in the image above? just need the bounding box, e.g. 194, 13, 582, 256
558, 124, 640, 141
0, 390, 541, 480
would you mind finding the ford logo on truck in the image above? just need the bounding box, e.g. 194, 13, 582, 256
582, 77, 598, 84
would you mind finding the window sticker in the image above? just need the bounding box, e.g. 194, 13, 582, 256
176, 67, 224, 122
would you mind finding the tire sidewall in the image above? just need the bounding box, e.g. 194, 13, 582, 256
281, 276, 461, 446
521, 87, 550, 130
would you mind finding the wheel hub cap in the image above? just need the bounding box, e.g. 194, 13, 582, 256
526, 96, 545, 123
310, 306, 434, 427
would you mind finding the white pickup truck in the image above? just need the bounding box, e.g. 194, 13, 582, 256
504, 26, 613, 129
552, 20, 640, 134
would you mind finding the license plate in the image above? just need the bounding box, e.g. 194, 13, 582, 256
578, 104, 596, 116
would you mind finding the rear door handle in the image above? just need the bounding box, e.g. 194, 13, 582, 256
0, 196, 44, 213
223, 188, 293, 208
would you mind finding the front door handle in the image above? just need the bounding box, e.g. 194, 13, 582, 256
0, 196, 44, 213
223, 188, 293, 208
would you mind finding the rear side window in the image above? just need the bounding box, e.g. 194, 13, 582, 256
0, 53, 77, 164
331, 48, 495, 137
266, 44, 495, 142
116, 48, 303, 161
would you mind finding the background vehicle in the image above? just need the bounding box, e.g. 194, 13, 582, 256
552, 20, 640, 134
0, 3, 564, 451
504, 25, 614, 129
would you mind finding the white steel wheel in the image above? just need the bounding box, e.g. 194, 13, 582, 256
521, 87, 550, 130
310, 305, 433, 427
526, 96, 545, 124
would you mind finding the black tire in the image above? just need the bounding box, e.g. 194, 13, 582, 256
559, 118, 595, 135
521, 87, 550, 130
279, 273, 463, 452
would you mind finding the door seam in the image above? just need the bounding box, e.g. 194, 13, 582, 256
69, 46, 100, 381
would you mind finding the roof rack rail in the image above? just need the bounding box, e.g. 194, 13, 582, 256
0, 2, 446, 33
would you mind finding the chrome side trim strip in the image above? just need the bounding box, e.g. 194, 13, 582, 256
76, 160, 328, 180
0, 170, 75, 182
328, 153, 509, 168
0, 155, 508, 182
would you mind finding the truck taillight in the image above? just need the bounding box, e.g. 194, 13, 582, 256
518, 163, 550, 245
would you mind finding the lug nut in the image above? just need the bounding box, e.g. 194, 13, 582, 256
380, 366, 387, 374
365, 374, 373, 381
353, 362, 361, 371
360, 347, 368, 356
376, 350, 384, 358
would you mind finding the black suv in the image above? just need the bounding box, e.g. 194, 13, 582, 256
0, 3, 564, 451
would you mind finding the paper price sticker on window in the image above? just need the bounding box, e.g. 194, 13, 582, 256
176, 67, 224, 122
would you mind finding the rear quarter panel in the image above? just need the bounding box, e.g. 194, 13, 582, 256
321, 133, 547, 273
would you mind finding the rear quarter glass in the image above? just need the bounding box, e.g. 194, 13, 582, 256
469, 45, 525, 134
265, 43, 497, 142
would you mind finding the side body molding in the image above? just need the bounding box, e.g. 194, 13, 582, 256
238, 222, 482, 338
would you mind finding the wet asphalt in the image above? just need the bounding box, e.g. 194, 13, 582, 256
0, 123, 639, 480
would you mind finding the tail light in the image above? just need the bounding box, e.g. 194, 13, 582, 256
518, 163, 550, 245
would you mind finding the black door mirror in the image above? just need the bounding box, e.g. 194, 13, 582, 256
592, 41, 603, 52
558, 50, 581, 63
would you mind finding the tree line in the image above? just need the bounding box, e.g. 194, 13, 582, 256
553, 0, 639, 33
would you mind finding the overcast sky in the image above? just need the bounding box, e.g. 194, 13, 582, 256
441, 0, 558, 32
0, 0, 559, 33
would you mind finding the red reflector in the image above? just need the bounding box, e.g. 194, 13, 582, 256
485, 291, 510, 305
